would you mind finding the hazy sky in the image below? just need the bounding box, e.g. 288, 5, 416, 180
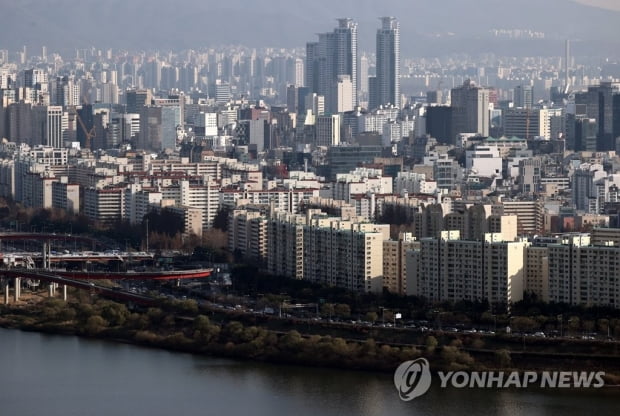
574, 0, 620, 11
1, 0, 619, 56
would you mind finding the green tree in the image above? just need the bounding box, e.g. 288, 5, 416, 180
100, 302, 129, 326
568, 316, 581, 333
280, 330, 303, 351
511, 316, 538, 332
365, 311, 378, 324
495, 349, 512, 368
128, 313, 150, 330
361, 338, 377, 357
425, 335, 438, 353
320, 303, 335, 319
212, 207, 231, 231
223, 321, 245, 344
85, 315, 108, 335
193, 315, 211, 332
135, 330, 160, 344
334, 304, 351, 319
179, 299, 198, 314
143, 208, 184, 238
57, 307, 77, 322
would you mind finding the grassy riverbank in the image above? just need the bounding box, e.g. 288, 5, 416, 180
2, 294, 620, 384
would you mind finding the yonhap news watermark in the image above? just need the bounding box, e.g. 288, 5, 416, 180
394, 358, 606, 401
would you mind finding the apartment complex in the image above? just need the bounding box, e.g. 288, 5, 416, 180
229, 209, 389, 293
406, 231, 526, 306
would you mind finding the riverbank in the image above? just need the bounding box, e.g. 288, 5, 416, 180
2, 295, 620, 384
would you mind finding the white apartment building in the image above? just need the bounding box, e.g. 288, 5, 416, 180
525, 245, 550, 302
233, 209, 388, 293
465, 145, 502, 177
545, 234, 620, 308
194, 112, 218, 136
51, 177, 80, 214
303, 217, 387, 293
333, 168, 393, 201
123, 184, 163, 225
83, 187, 124, 224
161, 204, 203, 238
406, 231, 526, 306
267, 211, 306, 280
220, 188, 319, 214
228, 209, 268, 263
394, 172, 437, 195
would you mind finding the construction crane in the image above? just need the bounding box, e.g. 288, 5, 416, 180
74, 107, 96, 150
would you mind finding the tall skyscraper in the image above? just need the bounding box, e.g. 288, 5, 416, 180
32, 105, 64, 148
126, 89, 152, 114
306, 18, 357, 114
305, 42, 319, 93
23, 69, 47, 89
514, 85, 533, 109
286, 85, 299, 114
374, 17, 400, 110
51, 76, 80, 107
138, 106, 162, 151
575, 82, 620, 151
287, 58, 304, 87
450, 80, 490, 140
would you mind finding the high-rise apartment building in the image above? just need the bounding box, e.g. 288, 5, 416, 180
383, 232, 417, 295
406, 231, 526, 306
306, 18, 357, 114
545, 234, 620, 308
373, 17, 400, 110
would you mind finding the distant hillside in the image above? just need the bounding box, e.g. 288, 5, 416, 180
1, 0, 619, 56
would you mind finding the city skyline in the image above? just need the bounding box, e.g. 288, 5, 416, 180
2, 0, 620, 57
2, 1, 620, 412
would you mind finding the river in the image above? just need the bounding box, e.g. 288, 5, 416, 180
0, 328, 617, 416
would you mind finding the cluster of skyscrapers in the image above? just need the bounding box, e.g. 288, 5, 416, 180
304, 17, 400, 114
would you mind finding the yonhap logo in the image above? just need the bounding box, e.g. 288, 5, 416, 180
393, 358, 432, 401
394, 358, 606, 402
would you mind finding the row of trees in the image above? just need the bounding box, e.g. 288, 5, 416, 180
8, 289, 620, 379
4, 295, 498, 373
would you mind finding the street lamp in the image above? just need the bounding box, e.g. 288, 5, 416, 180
145, 218, 149, 252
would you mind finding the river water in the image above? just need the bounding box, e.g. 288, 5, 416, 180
0, 328, 617, 416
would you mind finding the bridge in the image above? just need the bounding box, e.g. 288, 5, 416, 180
0, 267, 212, 305
2, 251, 154, 265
